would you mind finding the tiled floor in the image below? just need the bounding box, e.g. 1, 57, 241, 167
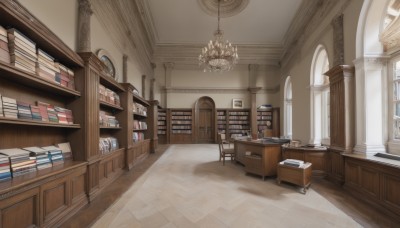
89, 144, 366, 227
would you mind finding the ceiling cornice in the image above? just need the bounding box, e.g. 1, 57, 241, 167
153, 43, 282, 66
91, 0, 154, 77
280, 0, 349, 69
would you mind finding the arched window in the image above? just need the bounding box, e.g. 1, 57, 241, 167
382, 0, 400, 155
310, 45, 330, 145
284, 76, 292, 138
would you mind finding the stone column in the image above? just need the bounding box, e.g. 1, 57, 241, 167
122, 55, 128, 83
332, 14, 344, 66
248, 64, 260, 139
353, 56, 388, 154
142, 75, 146, 98
164, 62, 174, 108
150, 78, 155, 101
77, 0, 93, 52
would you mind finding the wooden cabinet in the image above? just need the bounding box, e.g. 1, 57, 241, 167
324, 65, 355, 184
344, 155, 400, 220
170, 109, 193, 144
277, 163, 312, 193
235, 139, 282, 179
282, 146, 328, 177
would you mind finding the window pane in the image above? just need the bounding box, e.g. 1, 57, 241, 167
396, 61, 400, 79
394, 81, 400, 101
395, 118, 400, 139
396, 102, 400, 117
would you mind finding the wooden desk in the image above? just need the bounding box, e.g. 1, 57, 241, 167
235, 139, 282, 179
281, 145, 328, 177
277, 162, 312, 194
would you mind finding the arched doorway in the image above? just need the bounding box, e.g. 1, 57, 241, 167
194, 96, 216, 143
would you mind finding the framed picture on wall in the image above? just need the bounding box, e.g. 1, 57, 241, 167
232, 99, 243, 109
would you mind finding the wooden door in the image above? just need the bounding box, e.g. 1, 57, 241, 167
199, 109, 213, 143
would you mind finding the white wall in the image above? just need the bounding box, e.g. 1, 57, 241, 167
280, 0, 362, 143
155, 64, 280, 109
19, 0, 148, 98
19, 0, 77, 50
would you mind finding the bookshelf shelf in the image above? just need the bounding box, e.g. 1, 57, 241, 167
0, 161, 86, 195
100, 126, 121, 130
99, 74, 125, 92
133, 94, 150, 106
133, 113, 147, 118
0, 117, 81, 128
100, 100, 124, 111
0, 62, 81, 97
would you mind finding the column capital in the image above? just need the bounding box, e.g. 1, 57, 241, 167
164, 62, 174, 70
79, 0, 93, 15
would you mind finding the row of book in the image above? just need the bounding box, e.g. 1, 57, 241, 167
0, 142, 71, 181
158, 126, 167, 130
228, 121, 249, 124
171, 111, 192, 115
171, 130, 192, 134
257, 115, 272, 120
99, 111, 119, 127
133, 102, 147, 116
133, 120, 147, 130
99, 85, 121, 106
172, 126, 191, 130
0, 94, 74, 124
0, 26, 75, 90
158, 116, 166, 121
229, 112, 249, 115
171, 120, 191, 125
133, 132, 145, 142
229, 125, 250, 129
171, 116, 192, 120
229, 116, 249, 120
99, 137, 119, 155
157, 130, 166, 135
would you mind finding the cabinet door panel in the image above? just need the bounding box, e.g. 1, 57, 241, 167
42, 177, 69, 223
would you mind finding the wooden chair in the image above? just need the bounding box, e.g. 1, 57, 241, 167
218, 134, 235, 165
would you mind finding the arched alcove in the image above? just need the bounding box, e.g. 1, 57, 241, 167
194, 96, 216, 143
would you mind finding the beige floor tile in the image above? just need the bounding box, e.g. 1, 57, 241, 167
92, 144, 361, 228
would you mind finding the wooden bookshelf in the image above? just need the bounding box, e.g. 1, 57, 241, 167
257, 108, 272, 136
227, 109, 250, 139
0, 1, 87, 227
217, 109, 227, 134
157, 109, 168, 144
170, 109, 193, 144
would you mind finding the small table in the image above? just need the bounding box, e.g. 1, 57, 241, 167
277, 162, 312, 194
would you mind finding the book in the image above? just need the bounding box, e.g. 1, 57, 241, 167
58, 142, 72, 160
7, 28, 36, 49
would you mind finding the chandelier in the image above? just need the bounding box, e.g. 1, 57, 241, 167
198, 0, 239, 72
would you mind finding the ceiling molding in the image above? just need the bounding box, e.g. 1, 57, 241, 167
153, 43, 282, 66
280, 0, 347, 69
164, 86, 279, 94
91, 0, 154, 77
197, 0, 250, 18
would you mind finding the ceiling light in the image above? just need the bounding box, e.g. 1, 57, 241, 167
198, 0, 239, 72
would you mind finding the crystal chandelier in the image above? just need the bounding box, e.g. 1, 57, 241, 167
199, 0, 238, 72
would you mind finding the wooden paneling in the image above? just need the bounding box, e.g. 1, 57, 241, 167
344, 156, 400, 220
329, 149, 345, 184
41, 178, 69, 224
282, 146, 328, 177
0, 188, 39, 228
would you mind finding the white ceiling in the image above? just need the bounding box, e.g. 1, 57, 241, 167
146, 0, 303, 45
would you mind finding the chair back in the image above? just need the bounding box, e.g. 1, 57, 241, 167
217, 133, 224, 155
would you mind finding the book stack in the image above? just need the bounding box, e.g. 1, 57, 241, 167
99, 84, 106, 101
99, 111, 118, 127
0, 154, 11, 181
36, 48, 60, 83
17, 101, 33, 120
23, 147, 52, 170
106, 89, 115, 104
47, 105, 59, 123
133, 132, 144, 142
282, 159, 304, 168
99, 137, 119, 154
42, 146, 64, 166
7, 28, 37, 74
0, 148, 36, 177
37, 101, 49, 121
30, 105, 42, 121
57, 63, 75, 89
0, 94, 3, 117
58, 142, 72, 160
0, 26, 10, 64
54, 106, 67, 124
2, 96, 18, 119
